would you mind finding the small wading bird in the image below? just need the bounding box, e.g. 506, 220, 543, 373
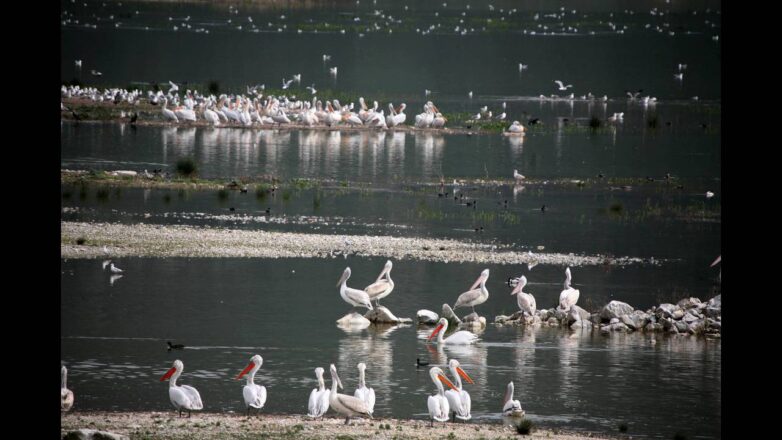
502, 381, 525, 418
336, 267, 374, 311
444, 359, 474, 422
328, 364, 373, 424
61, 366, 74, 412
427, 367, 458, 426
307, 367, 330, 418
510, 275, 536, 316
237, 355, 267, 416
364, 260, 394, 306
559, 267, 580, 310
428, 317, 479, 345
110, 263, 123, 274
160, 360, 203, 417
453, 269, 491, 315
353, 363, 375, 415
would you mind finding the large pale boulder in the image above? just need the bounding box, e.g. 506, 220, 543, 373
365, 306, 412, 324
441, 304, 462, 325
677, 297, 702, 309
336, 312, 371, 329
417, 309, 439, 325
600, 301, 634, 321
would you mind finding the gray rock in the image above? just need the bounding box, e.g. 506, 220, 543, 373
674, 321, 689, 333
554, 308, 569, 321
494, 314, 511, 324
462, 312, 483, 323
538, 309, 552, 321
459, 316, 486, 330
441, 304, 462, 325
590, 313, 602, 325
570, 320, 583, 329
600, 300, 635, 321
611, 322, 630, 332
682, 313, 699, 324
708, 294, 721, 308
668, 325, 679, 334
687, 320, 705, 335
417, 309, 439, 325
686, 309, 704, 319
524, 314, 539, 326
661, 317, 674, 330
610, 317, 620, 324
63, 430, 129, 440
672, 309, 685, 320
571, 305, 591, 321
336, 312, 371, 328
657, 303, 676, 318
509, 311, 526, 321
546, 317, 559, 326
567, 307, 582, 325
600, 325, 612, 333
677, 297, 702, 309
365, 306, 408, 324
645, 322, 663, 332
706, 318, 721, 330
705, 306, 721, 318
620, 314, 638, 330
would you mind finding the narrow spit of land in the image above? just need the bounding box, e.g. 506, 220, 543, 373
61, 221, 645, 267
60, 412, 617, 440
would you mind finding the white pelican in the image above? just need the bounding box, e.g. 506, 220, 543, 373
160, 360, 203, 417
453, 269, 490, 314
328, 364, 373, 424
427, 367, 457, 426
161, 98, 178, 122
236, 354, 267, 416
508, 121, 525, 134
307, 367, 330, 418
554, 80, 573, 90
61, 366, 74, 412
513, 169, 525, 183
432, 113, 447, 128
502, 381, 525, 417
330, 67, 338, 76
428, 317, 479, 345
510, 275, 536, 316
110, 263, 123, 274
444, 359, 473, 422
353, 363, 376, 415
364, 260, 394, 306
203, 104, 220, 126
336, 267, 373, 311
102, 260, 111, 270
559, 267, 580, 310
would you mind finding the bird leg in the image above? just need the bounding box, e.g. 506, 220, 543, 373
430, 418, 434, 427
452, 412, 456, 423
344, 416, 350, 425
178, 409, 182, 418
188, 410, 191, 418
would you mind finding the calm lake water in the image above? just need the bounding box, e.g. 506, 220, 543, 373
61, 1, 720, 438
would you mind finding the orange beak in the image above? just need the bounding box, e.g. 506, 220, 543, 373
438, 374, 457, 390
236, 362, 254, 379
428, 323, 444, 341
457, 367, 474, 384
160, 367, 176, 381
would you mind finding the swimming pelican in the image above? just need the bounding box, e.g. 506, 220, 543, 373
336, 267, 374, 311
328, 364, 373, 424
510, 275, 536, 315
61, 366, 74, 412
236, 355, 267, 416
453, 269, 490, 314
508, 121, 525, 134
513, 169, 525, 183
364, 260, 394, 306
353, 363, 375, 415
559, 267, 580, 310
160, 360, 203, 417
554, 80, 573, 90
308, 367, 330, 418
427, 367, 457, 426
502, 381, 525, 417
110, 263, 123, 274
444, 359, 474, 422
428, 317, 479, 345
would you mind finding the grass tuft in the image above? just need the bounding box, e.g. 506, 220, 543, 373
175, 157, 198, 178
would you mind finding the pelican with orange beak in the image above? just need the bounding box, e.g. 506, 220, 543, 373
364, 260, 394, 306
428, 317, 479, 345
160, 360, 203, 417
427, 366, 458, 426
453, 269, 490, 315
328, 364, 373, 424
236, 355, 267, 416
444, 359, 474, 422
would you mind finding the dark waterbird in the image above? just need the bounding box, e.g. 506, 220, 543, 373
167, 341, 185, 351
541, 205, 547, 212
416, 358, 429, 368
528, 118, 541, 125
130, 112, 138, 125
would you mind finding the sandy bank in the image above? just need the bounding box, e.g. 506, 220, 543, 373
60, 411, 615, 440
61, 221, 646, 266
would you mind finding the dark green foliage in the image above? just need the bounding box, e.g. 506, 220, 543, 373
175, 157, 198, 177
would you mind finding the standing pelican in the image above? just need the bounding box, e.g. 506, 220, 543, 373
428, 317, 479, 345
510, 275, 536, 316
307, 367, 330, 418
427, 367, 457, 426
236, 355, 267, 416
161, 98, 178, 122
160, 360, 203, 417
328, 364, 373, 424
353, 363, 375, 415
559, 267, 580, 310
453, 269, 490, 314
336, 267, 374, 311
364, 260, 394, 306
513, 169, 525, 182
502, 381, 525, 417
61, 366, 74, 412
444, 359, 474, 422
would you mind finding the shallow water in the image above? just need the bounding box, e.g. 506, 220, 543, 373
61, 257, 720, 439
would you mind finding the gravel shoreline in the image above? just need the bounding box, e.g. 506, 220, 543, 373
61, 221, 646, 267
60, 411, 616, 440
